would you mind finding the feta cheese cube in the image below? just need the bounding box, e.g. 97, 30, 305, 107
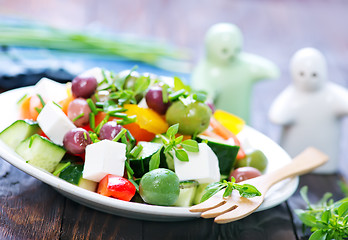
34, 78, 68, 103
174, 143, 220, 184
83, 140, 126, 182
37, 102, 76, 146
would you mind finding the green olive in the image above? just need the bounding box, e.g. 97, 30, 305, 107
235, 149, 268, 172
165, 101, 212, 135
139, 168, 180, 206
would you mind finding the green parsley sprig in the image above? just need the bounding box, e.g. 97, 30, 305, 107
149, 123, 199, 171
295, 186, 348, 240
201, 178, 261, 203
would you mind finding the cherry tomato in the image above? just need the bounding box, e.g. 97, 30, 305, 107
97, 174, 136, 201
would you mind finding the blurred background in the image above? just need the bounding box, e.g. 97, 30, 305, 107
0, 0, 348, 177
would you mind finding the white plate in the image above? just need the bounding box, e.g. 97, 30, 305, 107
0, 87, 298, 221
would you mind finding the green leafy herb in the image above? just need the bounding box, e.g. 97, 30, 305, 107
339, 180, 348, 197
133, 75, 151, 95
162, 123, 199, 159
148, 124, 199, 170
173, 76, 191, 92
200, 178, 261, 203
149, 148, 162, 171
181, 139, 199, 152
295, 186, 348, 240
174, 149, 189, 162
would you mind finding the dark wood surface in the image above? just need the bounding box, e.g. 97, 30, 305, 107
1, 0, 348, 239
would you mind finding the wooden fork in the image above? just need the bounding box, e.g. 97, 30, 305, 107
189, 147, 328, 224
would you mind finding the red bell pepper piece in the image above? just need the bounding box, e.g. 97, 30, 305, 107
97, 174, 136, 201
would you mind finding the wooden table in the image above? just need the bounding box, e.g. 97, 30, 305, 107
1, 1, 348, 239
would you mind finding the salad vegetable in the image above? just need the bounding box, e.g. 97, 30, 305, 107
0, 67, 268, 207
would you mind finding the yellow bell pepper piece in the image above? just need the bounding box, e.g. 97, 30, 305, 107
213, 109, 245, 135
124, 104, 169, 134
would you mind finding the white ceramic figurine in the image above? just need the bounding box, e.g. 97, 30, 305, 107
191, 23, 279, 123
269, 47, 348, 174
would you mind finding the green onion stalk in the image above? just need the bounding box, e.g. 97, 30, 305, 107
0, 20, 191, 72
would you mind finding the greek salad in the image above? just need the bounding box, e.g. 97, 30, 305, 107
0, 67, 268, 207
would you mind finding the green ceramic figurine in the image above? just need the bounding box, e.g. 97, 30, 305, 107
191, 23, 279, 123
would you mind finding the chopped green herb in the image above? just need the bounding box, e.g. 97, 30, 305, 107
128, 178, 139, 192
125, 160, 134, 176
109, 112, 128, 119
192, 91, 207, 102
89, 112, 95, 130
94, 92, 100, 102
94, 114, 110, 134
169, 89, 187, 102
52, 101, 62, 109
112, 128, 127, 142
162, 84, 169, 103
36, 94, 46, 107
35, 107, 42, 114
53, 162, 71, 176
83, 131, 88, 140
117, 115, 137, 125
89, 132, 100, 143
17, 94, 28, 105
28, 135, 35, 148
130, 145, 144, 158
72, 113, 84, 122
86, 98, 99, 115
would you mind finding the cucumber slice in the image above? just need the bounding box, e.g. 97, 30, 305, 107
174, 180, 199, 207
193, 183, 209, 205
78, 178, 97, 192
57, 163, 97, 191
197, 136, 239, 176
54, 162, 97, 191
129, 142, 168, 177
0, 120, 40, 149
15, 134, 66, 173
59, 164, 84, 185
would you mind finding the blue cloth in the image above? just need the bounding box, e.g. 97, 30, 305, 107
0, 47, 190, 90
